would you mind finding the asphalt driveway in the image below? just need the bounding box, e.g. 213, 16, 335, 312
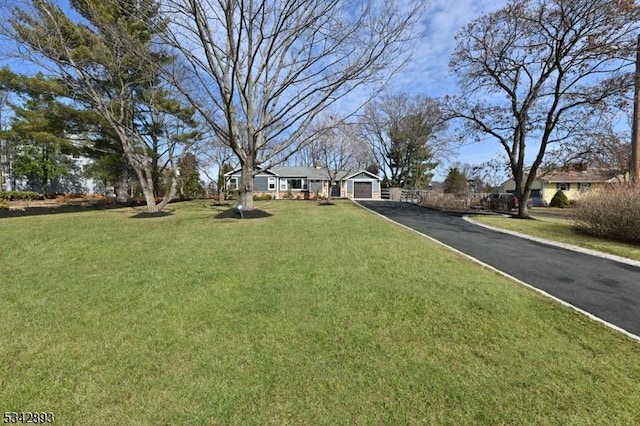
358, 200, 640, 339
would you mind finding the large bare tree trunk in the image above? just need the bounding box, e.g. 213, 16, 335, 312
137, 169, 159, 213
239, 158, 255, 211
516, 186, 531, 218
0, 139, 4, 192
116, 156, 130, 203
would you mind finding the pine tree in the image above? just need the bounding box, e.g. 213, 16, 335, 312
8, 0, 195, 212
443, 168, 468, 195
177, 153, 203, 199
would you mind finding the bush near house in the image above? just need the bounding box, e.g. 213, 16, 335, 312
572, 183, 640, 243
549, 190, 570, 208
253, 193, 273, 201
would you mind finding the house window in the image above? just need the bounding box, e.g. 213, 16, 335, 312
268, 177, 276, 191
229, 177, 238, 190
280, 180, 287, 191
556, 183, 570, 191
578, 182, 591, 192
287, 179, 306, 190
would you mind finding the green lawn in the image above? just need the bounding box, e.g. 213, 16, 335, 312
470, 214, 640, 262
1, 200, 640, 424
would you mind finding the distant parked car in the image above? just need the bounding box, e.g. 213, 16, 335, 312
482, 193, 518, 211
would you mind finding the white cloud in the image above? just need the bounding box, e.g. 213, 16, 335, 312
390, 0, 508, 97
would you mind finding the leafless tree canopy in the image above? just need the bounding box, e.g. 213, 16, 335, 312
162, 0, 424, 208
546, 117, 632, 178
448, 0, 640, 217
357, 92, 448, 187
292, 116, 371, 167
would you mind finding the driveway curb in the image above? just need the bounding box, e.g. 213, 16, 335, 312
463, 215, 640, 269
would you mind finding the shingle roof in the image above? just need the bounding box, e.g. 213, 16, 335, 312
270, 166, 330, 179
226, 166, 378, 181
538, 168, 622, 183
500, 167, 625, 186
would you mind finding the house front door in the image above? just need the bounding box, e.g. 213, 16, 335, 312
330, 183, 341, 197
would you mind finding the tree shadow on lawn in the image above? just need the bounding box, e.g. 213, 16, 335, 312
130, 211, 174, 219
0, 201, 129, 219
212, 207, 272, 220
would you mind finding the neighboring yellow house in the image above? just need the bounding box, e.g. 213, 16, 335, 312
501, 165, 625, 206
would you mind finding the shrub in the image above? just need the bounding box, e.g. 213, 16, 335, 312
572, 183, 640, 243
253, 193, 272, 201
66, 192, 86, 199
0, 191, 40, 201
419, 192, 468, 210
549, 190, 570, 208
0, 199, 9, 210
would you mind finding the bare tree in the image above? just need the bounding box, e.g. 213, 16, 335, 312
308, 122, 362, 203
357, 92, 448, 188
193, 135, 234, 201
294, 116, 371, 166
448, 0, 640, 217
162, 0, 425, 210
473, 158, 512, 191
546, 126, 631, 180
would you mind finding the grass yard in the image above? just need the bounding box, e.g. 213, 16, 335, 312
470, 214, 640, 262
1, 200, 640, 424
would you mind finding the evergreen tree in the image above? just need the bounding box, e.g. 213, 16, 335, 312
387, 112, 439, 189
0, 70, 93, 194
5, 95, 77, 193
8, 0, 195, 212
549, 190, 570, 208
443, 167, 468, 195
177, 152, 203, 199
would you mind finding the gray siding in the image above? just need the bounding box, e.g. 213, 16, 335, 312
308, 180, 323, 193
350, 172, 371, 180
254, 176, 269, 191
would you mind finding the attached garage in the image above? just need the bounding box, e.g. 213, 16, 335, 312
345, 171, 381, 200
353, 182, 372, 199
